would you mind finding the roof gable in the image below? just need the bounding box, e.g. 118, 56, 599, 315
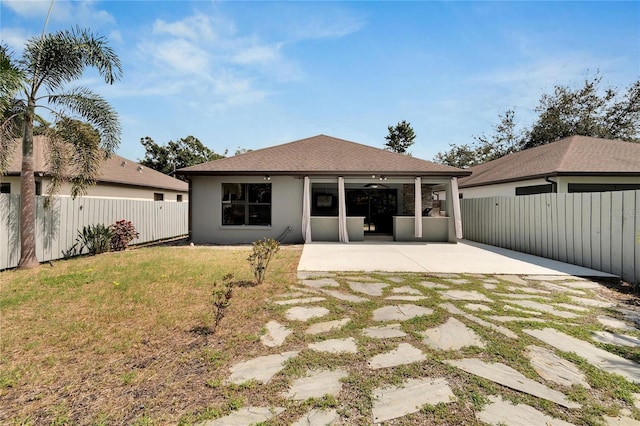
459, 136, 640, 188
5, 135, 188, 192
178, 134, 468, 176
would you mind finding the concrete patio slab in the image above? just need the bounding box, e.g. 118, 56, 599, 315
524, 328, 640, 383
305, 318, 351, 335
597, 315, 636, 331
373, 304, 434, 322
592, 331, 640, 347
476, 395, 576, 426
202, 407, 284, 426
317, 288, 369, 303
440, 290, 493, 302
260, 321, 292, 347
291, 409, 339, 426
525, 345, 591, 389
421, 317, 486, 350
464, 303, 492, 312
362, 323, 407, 339
445, 358, 580, 409
371, 377, 455, 423
228, 351, 299, 384
308, 337, 358, 354
297, 240, 617, 277
283, 369, 348, 400
441, 303, 518, 339
368, 343, 426, 369
348, 281, 388, 296
285, 306, 330, 322
274, 297, 326, 305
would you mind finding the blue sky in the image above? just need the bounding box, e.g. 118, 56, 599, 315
2, 1, 639, 163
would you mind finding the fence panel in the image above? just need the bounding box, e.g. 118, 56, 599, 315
461, 190, 640, 284
1, 195, 188, 270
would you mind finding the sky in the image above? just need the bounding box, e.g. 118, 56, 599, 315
1, 0, 639, 164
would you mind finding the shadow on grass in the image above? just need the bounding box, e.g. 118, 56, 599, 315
234, 280, 258, 288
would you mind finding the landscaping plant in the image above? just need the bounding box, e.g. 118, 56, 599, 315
110, 220, 139, 251
211, 273, 236, 336
76, 224, 114, 255
247, 238, 280, 284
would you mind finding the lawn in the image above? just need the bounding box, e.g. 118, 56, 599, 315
0, 245, 302, 425
2, 245, 639, 425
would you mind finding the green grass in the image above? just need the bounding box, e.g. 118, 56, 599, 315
3, 259, 640, 425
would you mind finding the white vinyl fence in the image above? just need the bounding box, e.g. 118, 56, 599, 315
461, 190, 640, 284
1, 195, 188, 270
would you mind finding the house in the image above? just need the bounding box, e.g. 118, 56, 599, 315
177, 134, 470, 244
457, 136, 640, 198
1, 135, 188, 202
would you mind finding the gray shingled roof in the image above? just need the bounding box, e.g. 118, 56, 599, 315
178, 134, 469, 177
5, 136, 188, 192
459, 135, 640, 188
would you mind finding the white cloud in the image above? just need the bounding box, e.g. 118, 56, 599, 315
2, 0, 60, 18
232, 43, 282, 65
0, 27, 30, 51
143, 38, 212, 76
3, 0, 113, 26
153, 13, 219, 43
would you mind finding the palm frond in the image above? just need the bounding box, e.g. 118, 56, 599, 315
47, 87, 120, 154
22, 26, 122, 93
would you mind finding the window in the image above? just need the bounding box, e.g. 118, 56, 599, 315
154, 193, 164, 201
0, 183, 10, 194
177, 194, 183, 202
222, 183, 271, 226
568, 183, 640, 193
515, 184, 553, 196
35, 181, 41, 196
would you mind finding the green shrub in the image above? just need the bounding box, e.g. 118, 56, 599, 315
247, 238, 280, 284
77, 224, 113, 255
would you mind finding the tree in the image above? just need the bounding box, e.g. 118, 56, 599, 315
434, 110, 521, 168
139, 135, 224, 179
0, 27, 122, 269
433, 75, 640, 168
523, 75, 640, 149
384, 120, 416, 154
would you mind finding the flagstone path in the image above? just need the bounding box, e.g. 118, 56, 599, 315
202, 272, 640, 426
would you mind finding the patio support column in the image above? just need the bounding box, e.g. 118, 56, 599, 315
414, 176, 422, 238
451, 177, 463, 239
338, 176, 349, 243
302, 176, 312, 243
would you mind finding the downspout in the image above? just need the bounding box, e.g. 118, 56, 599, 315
545, 176, 557, 193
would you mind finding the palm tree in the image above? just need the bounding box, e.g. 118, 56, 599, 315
0, 27, 122, 269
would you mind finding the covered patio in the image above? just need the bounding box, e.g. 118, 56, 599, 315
298, 239, 618, 278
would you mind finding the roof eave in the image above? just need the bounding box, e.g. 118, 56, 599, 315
459, 171, 640, 188
178, 170, 471, 177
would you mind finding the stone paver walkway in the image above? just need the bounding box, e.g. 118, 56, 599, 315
204, 272, 640, 425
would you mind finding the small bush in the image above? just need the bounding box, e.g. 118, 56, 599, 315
211, 273, 236, 335
110, 220, 139, 251
77, 224, 113, 255
247, 238, 280, 284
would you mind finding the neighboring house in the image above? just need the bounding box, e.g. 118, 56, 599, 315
178, 134, 469, 244
456, 135, 640, 198
1, 135, 188, 201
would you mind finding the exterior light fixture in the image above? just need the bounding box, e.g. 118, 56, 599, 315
264, 175, 271, 180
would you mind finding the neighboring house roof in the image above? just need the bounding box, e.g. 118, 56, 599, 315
459, 135, 640, 188
5, 135, 188, 192
178, 134, 470, 177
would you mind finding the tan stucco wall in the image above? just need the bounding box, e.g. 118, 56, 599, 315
189, 175, 304, 244
0, 176, 187, 201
